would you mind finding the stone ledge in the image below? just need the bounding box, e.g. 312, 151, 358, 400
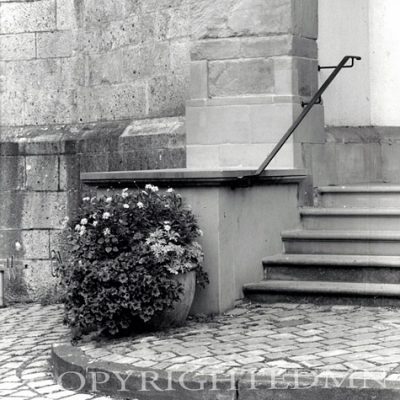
186, 95, 303, 107
0, 118, 187, 172
326, 126, 400, 144
51, 343, 400, 400
81, 168, 308, 188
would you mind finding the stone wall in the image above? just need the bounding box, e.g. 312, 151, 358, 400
186, 0, 323, 169
309, 127, 400, 186
0, 0, 191, 302
0, 0, 191, 126
0, 0, 324, 303
0, 137, 79, 303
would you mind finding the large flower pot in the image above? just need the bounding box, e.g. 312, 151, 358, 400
151, 270, 196, 329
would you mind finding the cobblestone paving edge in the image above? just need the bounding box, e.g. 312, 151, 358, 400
51, 344, 400, 400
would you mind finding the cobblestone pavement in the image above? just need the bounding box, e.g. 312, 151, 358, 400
5, 303, 400, 399
81, 303, 400, 383
0, 304, 113, 400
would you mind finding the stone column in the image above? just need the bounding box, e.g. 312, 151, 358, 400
186, 0, 323, 170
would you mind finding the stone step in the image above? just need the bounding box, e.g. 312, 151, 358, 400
317, 185, 400, 208
263, 254, 400, 283
243, 280, 400, 306
282, 230, 400, 255
300, 207, 400, 230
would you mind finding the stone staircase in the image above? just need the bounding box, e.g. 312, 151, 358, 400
244, 184, 400, 305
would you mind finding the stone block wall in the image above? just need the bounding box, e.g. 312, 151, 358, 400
186, 0, 323, 169
0, 117, 186, 302
308, 127, 400, 186
0, 137, 80, 302
0, 0, 191, 126
0, 0, 191, 301
0, 0, 323, 302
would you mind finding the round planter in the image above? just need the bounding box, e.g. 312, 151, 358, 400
150, 270, 196, 329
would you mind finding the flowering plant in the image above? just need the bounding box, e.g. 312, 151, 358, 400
57, 185, 208, 338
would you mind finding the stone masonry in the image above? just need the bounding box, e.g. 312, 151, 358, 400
0, 0, 191, 126
0, 0, 192, 301
186, 0, 324, 170
0, 0, 325, 300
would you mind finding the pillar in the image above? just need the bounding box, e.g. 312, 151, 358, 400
186, 0, 324, 170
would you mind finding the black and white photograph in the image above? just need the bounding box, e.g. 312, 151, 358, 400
0, 1, 399, 399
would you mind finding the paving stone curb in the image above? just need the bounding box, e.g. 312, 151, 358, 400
51, 344, 400, 400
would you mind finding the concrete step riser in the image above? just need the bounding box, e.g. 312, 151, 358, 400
246, 292, 400, 307
302, 215, 400, 231
266, 265, 400, 284
284, 239, 400, 256
319, 193, 400, 208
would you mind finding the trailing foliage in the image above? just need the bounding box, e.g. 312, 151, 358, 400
57, 185, 207, 338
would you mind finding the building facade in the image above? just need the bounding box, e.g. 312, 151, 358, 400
1, 0, 399, 309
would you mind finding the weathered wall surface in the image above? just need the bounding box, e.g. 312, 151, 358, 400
310, 127, 400, 186
0, 138, 79, 303
187, 0, 322, 170
0, 0, 191, 126
0, 0, 190, 302
0, 0, 323, 303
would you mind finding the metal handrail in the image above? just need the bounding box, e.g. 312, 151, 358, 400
240, 55, 361, 183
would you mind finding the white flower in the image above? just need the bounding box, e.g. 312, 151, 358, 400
167, 188, 174, 193
145, 184, 159, 192
80, 218, 88, 225
82, 197, 90, 202
122, 191, 129, 199
137, 202, 144, 209
164, 224, 171, 232
15, 242, 22, 252
93, 221, 98, 227
123, 204, 129, 209
198, 229, 204, 237
102, 212, 111, 220
75, 224, 81, 231
61, 216, 70, 228
105, 197, 112, 203
103, 228, 111, 236
79, 226, 86, 236
122, 188, 129, 192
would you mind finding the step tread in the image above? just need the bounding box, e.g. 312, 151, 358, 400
318, 185, 400, 194
263, 254, 400, 267
300, 207, 400, 216
282, 230, 400, 241
243, 280, 400, 297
